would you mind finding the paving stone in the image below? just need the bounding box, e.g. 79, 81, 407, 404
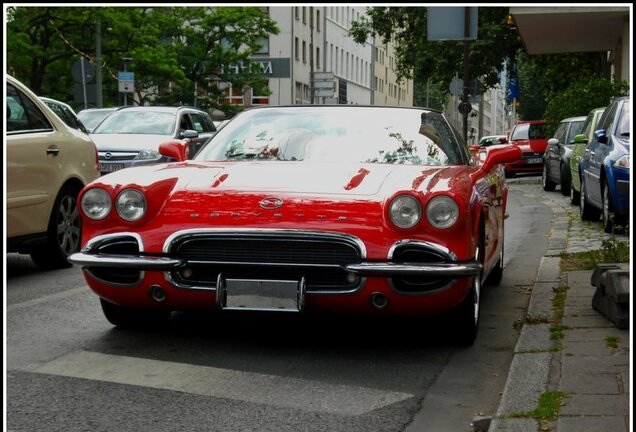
562, 340, 620, 356
557, 415, 629, 432
559, 370, 620, 394
560, 394, 629, 416
514, 324, 553, 353
488, 418, 538, 432
496, 352, 551, 415
562, 315, 614, 328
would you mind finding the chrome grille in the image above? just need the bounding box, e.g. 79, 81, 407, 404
168, 232, 363, 292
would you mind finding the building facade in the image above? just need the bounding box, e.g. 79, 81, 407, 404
226, 6, 412, 109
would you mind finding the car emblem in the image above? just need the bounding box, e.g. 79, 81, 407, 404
104, 152, 112, 159
259, 197, 284, 210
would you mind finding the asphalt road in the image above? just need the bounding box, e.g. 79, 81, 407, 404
5, 180, 552, 432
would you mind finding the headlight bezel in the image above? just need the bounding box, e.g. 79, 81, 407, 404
81, 188, 112, 220
115, 188, 147, 222
388, 194, 422, 229
425, 195, 460, 230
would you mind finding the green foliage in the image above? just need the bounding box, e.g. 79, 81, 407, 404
515, 50, 627, 124
349, 7, 522, 91
413, 79, 448, 110
6, 6, 279, 115
543, 76, 629, 136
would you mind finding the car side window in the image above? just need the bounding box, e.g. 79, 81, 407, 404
6, 84, 52, 132
565, 121, 584, 144
179, 113, 193, 133
188, 113, 207, 133
553, 123, 566, 143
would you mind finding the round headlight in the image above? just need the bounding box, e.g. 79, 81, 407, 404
116, 189, 146, 221
389, 195, 421, 229
81, 188, 112, 220
426, 195, 459, 229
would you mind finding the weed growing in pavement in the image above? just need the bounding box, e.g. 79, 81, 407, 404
605, 335, 620, 350
508, 391, 569, 420
551, 283, 568, 321
559, 235, 629, 272
549, 323, 570, 340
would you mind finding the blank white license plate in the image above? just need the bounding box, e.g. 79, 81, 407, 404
220, 278, 305, 312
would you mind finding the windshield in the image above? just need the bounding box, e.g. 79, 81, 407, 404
617, 102, 630, 137
78, 109, 116, 130
92, 110, 176, 135
196, 107, 464, 166
511, 123, 546, 140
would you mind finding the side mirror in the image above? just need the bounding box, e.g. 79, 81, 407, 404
573, 134, 587, 144
180, 129, 199, 141
498, 136, 508, 144
594, 129, 608, 144
548, 137, 559, 147
474, 144, 522, 176
159, 140, 190, 162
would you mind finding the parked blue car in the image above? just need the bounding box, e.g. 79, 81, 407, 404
579, 96, 630, 233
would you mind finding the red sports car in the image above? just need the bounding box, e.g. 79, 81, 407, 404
70, 106, 521, 344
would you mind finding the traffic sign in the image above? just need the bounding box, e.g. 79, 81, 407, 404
118, 71, 134, 93
72, 58, 95, 84
458, 101, 472, 115
449, 77, 463, 96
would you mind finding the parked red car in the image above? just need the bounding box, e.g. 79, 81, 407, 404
69, 106, 521, 344
504, 120, 549, 177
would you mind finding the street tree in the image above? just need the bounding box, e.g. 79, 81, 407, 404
349, 7, 522, 92
6, 6, 279, 115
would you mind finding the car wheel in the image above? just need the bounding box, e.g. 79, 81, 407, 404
560, 163, 571, 197
100, 298, 171, 327
579, 177, 600, 221
569, 181, 580, 205
450, 245, 481, 346
30, 185, 81, 270
602, 183, 615, 234
542, 163, 556, 191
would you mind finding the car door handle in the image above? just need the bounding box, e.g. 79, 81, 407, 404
46, 147, 60, 156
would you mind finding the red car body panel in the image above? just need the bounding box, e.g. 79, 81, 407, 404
69, 106, 521, 339
77, 159, 505, 314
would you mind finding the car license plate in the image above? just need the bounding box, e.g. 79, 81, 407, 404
217, 277, 306, 312
526, 158, 542, 164
99, 163, 125, 173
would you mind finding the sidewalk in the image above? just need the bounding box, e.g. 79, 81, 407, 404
487, 178, 631, 432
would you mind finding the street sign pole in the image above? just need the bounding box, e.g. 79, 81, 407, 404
80, 58, 88, 110
462, 7, 471, 145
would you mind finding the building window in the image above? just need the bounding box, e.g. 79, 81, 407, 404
295, 7, 299, 20
252, 80, 270, 105
303, 7, 306, 24
316, 10, 321, 31
316, 47, 320, 69
295, 38, 299, 60
302, 41, 307, 63
222, 82, 245, 106
295, 81, 303, 104
254, 36, 269, 55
